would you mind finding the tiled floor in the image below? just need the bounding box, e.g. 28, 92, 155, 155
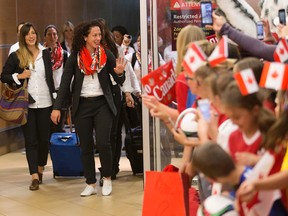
0, 149, 144, 216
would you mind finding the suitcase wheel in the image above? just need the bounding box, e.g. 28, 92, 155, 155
53, 172, 59, 178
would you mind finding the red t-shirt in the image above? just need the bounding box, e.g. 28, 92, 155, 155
228, 129, 262, 161
268, 149, 287, 208
175, 72, 189, 113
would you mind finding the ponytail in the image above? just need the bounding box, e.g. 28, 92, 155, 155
263, 109, 288, 150
257, 107, 276, 136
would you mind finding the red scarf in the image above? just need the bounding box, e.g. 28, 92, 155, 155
78, 45, 107, 75
51, 42, 64, 71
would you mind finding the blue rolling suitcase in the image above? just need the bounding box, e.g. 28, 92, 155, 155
50, 132, 83, 178
49, 107, 83, 178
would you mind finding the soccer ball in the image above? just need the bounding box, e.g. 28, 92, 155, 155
175, 108, 198, 137
196, 195, 238, 216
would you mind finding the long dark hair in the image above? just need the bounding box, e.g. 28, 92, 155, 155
93, 18, 118, 58
72, 21, 103, 52
263, 91, 288, 150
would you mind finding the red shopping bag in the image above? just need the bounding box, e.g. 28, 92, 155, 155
141, 61, 176, 105
142, 171, 190, 216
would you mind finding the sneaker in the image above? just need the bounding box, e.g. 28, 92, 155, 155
102, 178, 112, 196
80, 185, 97, 197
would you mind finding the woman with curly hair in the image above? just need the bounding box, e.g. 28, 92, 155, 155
51, 20, 126, 196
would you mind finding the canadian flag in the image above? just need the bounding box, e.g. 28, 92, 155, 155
234, 68, 259, 95
207, 35, 228, 67
274, 38, 288, 63
182, 43, 207, 75
240, 152, 281, 216
259, 62, 288, 90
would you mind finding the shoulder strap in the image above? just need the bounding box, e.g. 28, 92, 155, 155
131, 52, 137, 68
63, 51, 68, 67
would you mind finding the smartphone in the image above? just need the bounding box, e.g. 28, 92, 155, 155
197, 99, 211, 121
256, 21, 264, 40
279, 9, 286, 25
200, 1, 213, 27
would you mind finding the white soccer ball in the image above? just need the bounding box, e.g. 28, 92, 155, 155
196, 195, 238, 216
175, 108, 198, 137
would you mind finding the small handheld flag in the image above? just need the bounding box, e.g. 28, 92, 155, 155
234, 68, 259, 95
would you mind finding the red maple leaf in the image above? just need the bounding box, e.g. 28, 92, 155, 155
271, 71, 278, 79
190, 56, 195, 63
148, 78, 155, 86
247, 76, 253, 84
280, 48, 285, 55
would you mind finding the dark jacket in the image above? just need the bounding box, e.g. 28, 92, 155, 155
60, 41, 68, 52
53, 48, 125, 117
1, 49, 55, 103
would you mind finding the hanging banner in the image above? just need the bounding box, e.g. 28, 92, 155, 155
170, 0, 218, 50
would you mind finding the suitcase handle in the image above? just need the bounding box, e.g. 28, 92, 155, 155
58, 135, 72, 142
57, 134, 80, 145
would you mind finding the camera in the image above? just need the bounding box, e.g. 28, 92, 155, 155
200, 0, 213, 27
256, 21, 264, 40
279, 9, 286, 25
197, 99, 211, 121
126, 35, 132, 40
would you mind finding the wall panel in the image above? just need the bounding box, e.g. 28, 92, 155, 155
17, 0, 58, 41
0, 0, 16, 45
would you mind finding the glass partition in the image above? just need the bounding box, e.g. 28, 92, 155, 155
141, 0, 218, 180
141, 0, 184, 180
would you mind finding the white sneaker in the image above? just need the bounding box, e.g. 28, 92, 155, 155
80, 185, 97, 197
102, 178, 112, 196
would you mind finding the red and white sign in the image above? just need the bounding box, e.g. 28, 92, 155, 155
259, 62, 288, 90
274, 38, 288, 63
170, 0, 202, 10
182, 43, 207, 75
234, 68, 259, 95
142, 61, 176, 105
170, 0, 217, 50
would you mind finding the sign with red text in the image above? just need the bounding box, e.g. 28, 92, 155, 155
170, 0, 218, 51
142, 61, 176, 105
